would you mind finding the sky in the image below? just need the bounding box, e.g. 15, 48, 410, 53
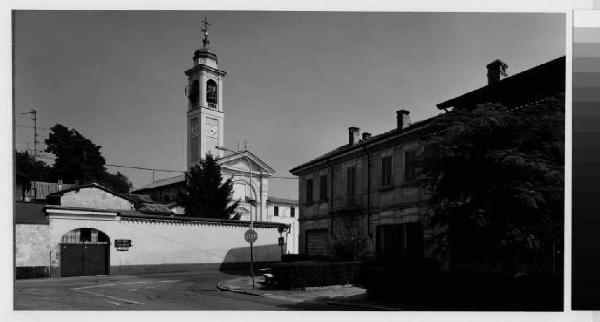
13, 11, 565, 199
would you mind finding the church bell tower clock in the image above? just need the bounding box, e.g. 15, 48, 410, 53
185, 16, 226, 169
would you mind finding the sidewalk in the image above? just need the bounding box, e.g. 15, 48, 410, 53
217, 276, 403, 310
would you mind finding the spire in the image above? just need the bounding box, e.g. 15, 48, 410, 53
201, 14, 211, 49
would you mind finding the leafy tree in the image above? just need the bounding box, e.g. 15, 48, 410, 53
37, 124, 133, 193
99, 171, 133, 193
15, 151, 54, 182
178, 153, 240, 219
45, 124, 106, 183
421, 95, 564, 276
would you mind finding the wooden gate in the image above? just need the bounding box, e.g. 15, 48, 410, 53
60, 243, 109, 277
60, 228, 110, 277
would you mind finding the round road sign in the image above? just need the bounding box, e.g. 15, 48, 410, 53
245, 228, 258, 244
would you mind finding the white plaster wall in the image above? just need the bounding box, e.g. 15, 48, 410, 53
266, 204, 299, 254
16, 224, 50, 267
48, 215, 283, 270
61, 187, 134, 210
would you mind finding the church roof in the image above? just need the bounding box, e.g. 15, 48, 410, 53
218, 150, 276, 175
133, 174, 186, 193
267, 196, 299, 206
132, 150, 276, 193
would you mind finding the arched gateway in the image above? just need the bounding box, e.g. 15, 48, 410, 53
60, 228, 110, 277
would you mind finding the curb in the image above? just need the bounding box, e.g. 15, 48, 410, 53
216, 280, 263, 297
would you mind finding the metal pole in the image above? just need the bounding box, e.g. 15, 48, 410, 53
245, 152, 255, 289
250, 242, 255, 289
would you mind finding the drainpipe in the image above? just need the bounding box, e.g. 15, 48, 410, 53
363, 145, 372, 238
259, 168, 263, 221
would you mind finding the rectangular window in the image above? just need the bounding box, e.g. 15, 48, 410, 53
306, 179, 314, 204
274, 206, 279, 216
291, 207, 296, 218
381, 155, 393, 186
347, 166, 356, 205
404, 150, 418, 181
376, 223, 424, 259
319, 175, 328, 201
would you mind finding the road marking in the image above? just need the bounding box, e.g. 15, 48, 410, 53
158, 280, 180, 283
71, 283, 116, 290
74, 289, 145, 305
106, 300, 121, 306
121, 281, 149, 285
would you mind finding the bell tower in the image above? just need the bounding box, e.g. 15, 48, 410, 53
185, 16, 226, 168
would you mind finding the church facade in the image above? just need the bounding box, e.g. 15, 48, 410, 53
132, 23, 299, 253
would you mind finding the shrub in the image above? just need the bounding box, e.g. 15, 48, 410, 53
363, 258, 562, 310
332, 236, 367, 261
272, 260, 364, 289
281, 254, 330, 263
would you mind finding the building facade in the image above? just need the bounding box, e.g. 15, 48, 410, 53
266, 197, 299, 254
291, 112, 431, 259
291, 57, 565, 262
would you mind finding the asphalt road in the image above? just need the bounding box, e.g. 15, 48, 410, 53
14, 270, 332, 310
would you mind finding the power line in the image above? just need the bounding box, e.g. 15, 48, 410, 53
105, 163, 185, 173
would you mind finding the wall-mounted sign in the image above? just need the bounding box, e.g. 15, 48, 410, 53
115, 239, 132, 251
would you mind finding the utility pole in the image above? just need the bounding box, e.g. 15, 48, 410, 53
21, 109, 38, 200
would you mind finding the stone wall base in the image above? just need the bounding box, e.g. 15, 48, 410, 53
16, 266, 50, 279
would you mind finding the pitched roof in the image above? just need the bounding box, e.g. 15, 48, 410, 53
290, 118, 433, 175
120, 193, 154, 203
437, 56, 565, 110
132, 174, 186, 192
132, 150, 276, 193
218, 150, 276, 175
267, 196, 299, 206
135, 203, 174, 215
48, 182, 174, 214
47, 182, 118, 198
290, 57, 565, 175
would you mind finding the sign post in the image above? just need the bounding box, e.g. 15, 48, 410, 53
244, 227, 258, 289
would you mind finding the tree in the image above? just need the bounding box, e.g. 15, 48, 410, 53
40, 124, 132, 193
15, 151, 54, 182
421, 95, 564, 276
99, 172, 133, 193
45, 124, 106, 183
178, 153, 240, 219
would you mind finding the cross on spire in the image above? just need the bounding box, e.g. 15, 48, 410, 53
201, 14, 211, 49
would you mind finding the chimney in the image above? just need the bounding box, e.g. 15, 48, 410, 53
396, 110, 411, 130
486, 59, 508, 85
362, 132, 372, 141
348, 127, 360, 145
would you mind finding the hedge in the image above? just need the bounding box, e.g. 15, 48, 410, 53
364, 258, 562, 310
272, 260, 364, 289
281, 254, 330, 263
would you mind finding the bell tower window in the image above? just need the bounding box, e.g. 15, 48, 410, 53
207, 79, 218, 108
188, 80, 200, 108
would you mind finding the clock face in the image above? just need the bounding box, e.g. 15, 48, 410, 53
205, 124, 218, 138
